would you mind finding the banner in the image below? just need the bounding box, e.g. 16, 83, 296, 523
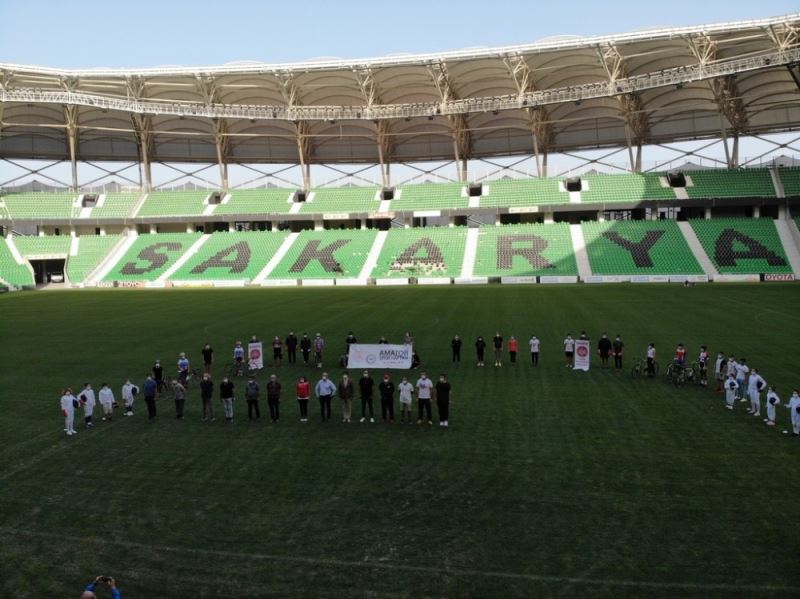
347, 344, 412, 369
248, 342, 263, 370
573, 339, 590, 371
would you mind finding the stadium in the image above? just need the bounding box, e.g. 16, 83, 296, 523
1, 4, 800, 597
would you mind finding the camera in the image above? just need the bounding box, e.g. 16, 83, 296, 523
99, 576, 111, 583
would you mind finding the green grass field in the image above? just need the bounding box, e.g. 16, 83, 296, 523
1, 284, 799, 598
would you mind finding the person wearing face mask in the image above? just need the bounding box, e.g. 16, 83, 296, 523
378, 373, 395, 423
415, 372, 433, 425
435, 374, 452, 427
359, 370, 375, 423
397, 376, 414, 423
338, 373, 355, 423
315, 372, 336, 422
784, 390, 800, 437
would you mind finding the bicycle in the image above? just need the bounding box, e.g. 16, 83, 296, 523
664, 361, 691, 386
631, 358, 659, 378
178, 367, 202, 387
224, 361, 261, 379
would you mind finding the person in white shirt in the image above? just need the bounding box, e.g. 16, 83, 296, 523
714, 353, 727, 393
415, 373, 434, 425
697, 346, 710, 386
529, 336, 540, 366
646, 343, 657, 378
121, 379, 138, 416
79, 383, 96, 428
746, 368, 766, 417
563, 335, 575, 368
735, 358, 749, 401
397, 377, 414, 424
98, 383, 115, 421
724, 374, 739, 410
785, 390, 800, 436
765, 387, 780, 427
60, 388, 77, 436
725, 355, 737, 384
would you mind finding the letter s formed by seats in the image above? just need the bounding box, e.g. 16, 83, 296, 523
120, 242, 183, 275
190, 241, 252, 274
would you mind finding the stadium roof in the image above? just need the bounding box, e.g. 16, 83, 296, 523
1, 12, 799, 169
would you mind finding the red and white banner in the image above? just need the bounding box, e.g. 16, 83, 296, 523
248, 342, 263, 370
573, 339, 591, 371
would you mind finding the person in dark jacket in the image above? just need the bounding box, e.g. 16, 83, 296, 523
300, 333, 312, 365
435, 374, 452, 427
220, 377, 235, 422
143, 375, 157, 420
171, 379, 186, 419
475, 336, 487, 367
451, 335, 462, 363
199, 373, 214, 421
359, 370, 375, 423
286, 332, 298, 364
378, 373, 395, 422
598, 333, 612, 368
245, 377, 261, 420
266, 374, 281, 422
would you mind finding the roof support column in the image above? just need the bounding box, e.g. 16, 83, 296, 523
64, 105, 79, 192
131, 114, 153, 192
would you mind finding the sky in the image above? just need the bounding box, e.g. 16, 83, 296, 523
0, 0, 798, 187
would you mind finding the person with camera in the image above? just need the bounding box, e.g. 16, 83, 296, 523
81, 575, 121, 598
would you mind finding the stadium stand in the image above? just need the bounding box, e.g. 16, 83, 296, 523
13, 235, 71, 257
136, 191, 210, 217
169, 231, 290, 281
473, 223, 578, 276
66, 235, 121, 283
689, 218, 792, 273
581, 221, 703, 275
268, 229, 378, 279
392, 182, 469, 211
103, 232, 203, 282
301, 186, 380, 214
214, 188, 295, 216
2, 193, 78, 219
778, 167, 800, 197
0, 239, 35, 287
685, 169, 776, 199
479, 178, 566, 208
90, 192, 141, 219
579, 173, 677, 203
371, 227, 468, 278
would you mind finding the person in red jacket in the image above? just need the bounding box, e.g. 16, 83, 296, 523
508, 336, 519, 366
296, 376, 310, 422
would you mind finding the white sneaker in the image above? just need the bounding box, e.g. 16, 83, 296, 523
763, 418, 769, 422
70, 430, 77, 434
360, 417, 366, 423
725, 405, 733, 410
370, 418, 375, 423
444, 421, 448, 427
746, 409, 753, 414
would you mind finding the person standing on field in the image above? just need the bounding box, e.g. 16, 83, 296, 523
98, 383, 115, 421
735, 358, 749, 402
492, 332, 503, 367
397, 376, 414, 423
200, 373, 215, 421
508, 336, 518, 366
597, 334, 612, 368
746, 368, 766, 418
201, 343, 214, 375
300, 333, 312, 365
475, 336, 486, 367
435, 374, 452, 427
286, 332, 298, 364
416, 372, 433, 425
121, 379, 138, 416
245, 376, 261, 421
220, 376, 235, 423
378, 373, 395, 423
296, 376, 310, 422
79, 383, 96, 429
338, 373, 355, 423
786, 390, 800, 436
152, 359, 165, 396
612, 335, 624, 370
272, 336, 283, 367
359, 370, 375, 423
563, 335, 575, 368
266, 374, 281, 423
646, 343, 656, 378
529, 335, 540, 366
765, 387, 780, 427
315, 372, 336, 422
714, 352, 727, 393
698, 345, 710, 387
451, 335, 462, 363
143, 375, 157, 420
724, 374, 739, 410
314, 334, 325, 368
171, 379, 186, 419
60, 387, 77, 436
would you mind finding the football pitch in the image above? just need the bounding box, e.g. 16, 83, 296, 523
1, 284, 799, 598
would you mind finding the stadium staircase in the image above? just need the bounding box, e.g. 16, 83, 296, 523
358, 230, 388, 280
774, 219, 800, 277
86, 232, 138, 285
677, 222, 719, 278
569, 224, 592, 279
460, 229, 480, 278
156, 235, 212, 283
253, 232, 301, 283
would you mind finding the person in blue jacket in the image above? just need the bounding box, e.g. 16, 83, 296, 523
81, 575, 121, 598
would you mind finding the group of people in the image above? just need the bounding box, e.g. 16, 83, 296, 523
60, 368, 453, 433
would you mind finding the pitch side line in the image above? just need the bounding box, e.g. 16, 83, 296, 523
2, 528, 798, 593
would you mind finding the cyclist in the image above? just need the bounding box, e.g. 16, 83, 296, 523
646, 343, 656, 378
674, 343, 687, 368
698, 345, 710, 386
177, 353, 190, 385
233, 341, 245, 375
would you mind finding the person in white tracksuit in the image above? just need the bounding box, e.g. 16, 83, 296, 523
786, 391, 800, 437
746, 368, 766, 418
765, 387, 780, 427
98, 383, 115, 421
79, 383, 96, 428
724, 374, 739, 410
60, 388, 77, 436
735, 358, 749, 401
121, 379, 138, 416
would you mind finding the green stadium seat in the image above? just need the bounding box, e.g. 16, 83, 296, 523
268, 229, 378, 279
778, 167, 800, 197
581, 221, 703, 275
66, 235, 121, 283
0, 239, 35, 287
103, 232, 203, 282
371, 227, 468, 278
473, 223, 578, 276
689, 218, 791, 274
580, 173, 677, 203
2, 193, 79, 219
136, 191, 211, 217
684, 169, 776, 199
13, 235, 71, 257
390, 182, 469, 211
480, 178, 566, 208
301, 187, 381, 214
90, 193, 141, 219
214, 188, 296, 216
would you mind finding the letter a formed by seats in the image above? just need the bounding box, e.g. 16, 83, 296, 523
120, 242, 182, 275
289, 239, 350, 273
602, 230, 665, 268
190, 241, 251, 274
396, 238, 444, 266
714, 229, 787, 267
496, 234, 552, 270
